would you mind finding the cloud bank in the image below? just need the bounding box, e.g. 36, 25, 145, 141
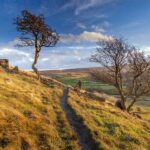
61, 31, 113, 42
0, 45, 98, 70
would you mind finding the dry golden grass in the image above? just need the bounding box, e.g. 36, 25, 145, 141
0, 66, 149, 150
0, 67, 80, 150
68, 90, 150, 150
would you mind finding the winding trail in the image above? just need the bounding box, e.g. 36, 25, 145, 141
60, 88, 99, 150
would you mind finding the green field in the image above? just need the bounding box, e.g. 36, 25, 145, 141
50, 74, 150, 121
52, 75, 117, 95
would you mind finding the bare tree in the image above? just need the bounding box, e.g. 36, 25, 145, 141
126, 49, 150, 112
90, 37, 150, 112
90, 38, 131, 110
14, 10, 59, 79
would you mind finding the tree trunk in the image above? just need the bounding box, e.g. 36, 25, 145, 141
32, 51, 40, 80
127, 98, 137, 112
115, 73, 126, 110
117, 87, 126, 110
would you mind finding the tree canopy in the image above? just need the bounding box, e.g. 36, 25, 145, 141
15, 10, 59, 79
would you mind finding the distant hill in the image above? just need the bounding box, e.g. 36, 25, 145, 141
40, 67, 102, 75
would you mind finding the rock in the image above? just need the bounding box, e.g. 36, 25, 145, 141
115, 100, 124, 110
0, 59, 9, 68
12, 66, 19, 73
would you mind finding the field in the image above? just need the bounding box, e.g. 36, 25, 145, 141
53, 75, 117, 94
0, 67, 149, 149
40, 69, 117, 95
40, 68, 150, 122
56, 74, 150, 122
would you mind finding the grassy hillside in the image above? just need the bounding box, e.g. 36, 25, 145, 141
68, 90, 150, 150
0, 67, 149, 150
41, 68, 150, 121
0, 67, 80, 150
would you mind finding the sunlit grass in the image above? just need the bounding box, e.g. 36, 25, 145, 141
0, 67, 149, 149
0, 67, 80, 149
68, 90, 150, 150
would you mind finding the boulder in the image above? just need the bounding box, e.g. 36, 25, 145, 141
12, 66, 19, 73
0, 59, 9, 68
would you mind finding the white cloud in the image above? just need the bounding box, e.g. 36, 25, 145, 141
0, 44, 100, 70
77, 23, 108, 32
0, 48, 33, 68
75, 0, 116, 15
141, 46, 150, 55
60, 0, 117, 15
41, 58, 49, 62
0, 48, 33, 61
0, 36, 101, 70
80, 31, 112, 41
61, 31, 113, 42
91, 25, 105, 32
8, 38, 24, 47
102, 21, 110, 28
36, 44, 101, 70
77, 23, 87, 29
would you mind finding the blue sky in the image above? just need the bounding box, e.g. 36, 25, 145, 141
0, 0, 150, 70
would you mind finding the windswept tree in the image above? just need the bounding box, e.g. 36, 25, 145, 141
91, 38, 131, 110
90, 37, 150, 112
14, 10, 59, 79
126, 49, 150, 111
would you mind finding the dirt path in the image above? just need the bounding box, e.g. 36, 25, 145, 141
60, 88, 99, 150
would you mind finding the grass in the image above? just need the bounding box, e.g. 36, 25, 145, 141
52, 74, 117, 95
0, 67, 80, 150
0, 67, 149, 149
51, 74, 150, 122
67, 90, 150, 150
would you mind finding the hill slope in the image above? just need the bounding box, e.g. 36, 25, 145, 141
0, 67, 80, 150
0, 67, 149, 150
68, 90, 150, 150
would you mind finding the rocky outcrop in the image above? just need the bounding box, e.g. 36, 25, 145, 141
0, 59, 9, 68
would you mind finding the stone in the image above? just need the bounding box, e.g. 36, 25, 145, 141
12, 66, 19, 73
0, 59, 9, 68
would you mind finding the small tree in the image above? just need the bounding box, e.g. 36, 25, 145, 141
126, 49, 150, 112
14, 10, 59, 79
90, 38, 131, 110
90, 37, 150, 112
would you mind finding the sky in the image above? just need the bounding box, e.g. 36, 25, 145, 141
0, 0, 150, 70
